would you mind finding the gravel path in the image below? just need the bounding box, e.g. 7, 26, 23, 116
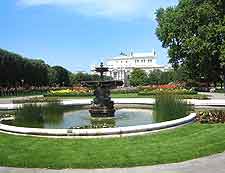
199, 92, 225, 100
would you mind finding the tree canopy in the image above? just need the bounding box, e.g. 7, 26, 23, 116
0, 49, 49, 86
0, 48, 113, 87
129, 68, 179, 87
156, 0, 225, 87
129, 68, 148, 86
51, 66, 70, 86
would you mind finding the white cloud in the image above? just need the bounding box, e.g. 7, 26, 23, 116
18, 0, 177, 20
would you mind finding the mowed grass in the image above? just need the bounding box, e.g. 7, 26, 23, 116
44, 93, 208, 99
0, 124, 225, 169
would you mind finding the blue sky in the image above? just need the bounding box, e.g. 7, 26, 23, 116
0, 0, 178, 72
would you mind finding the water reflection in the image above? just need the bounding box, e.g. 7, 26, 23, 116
15, 104, 44, 128
153, 94, 192, 122
2, 102, 189, 129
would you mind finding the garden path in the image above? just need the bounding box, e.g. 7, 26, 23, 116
199, 92, 225, 100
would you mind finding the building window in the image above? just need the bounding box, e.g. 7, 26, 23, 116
113, 72, 117, 79
148, 60, 152, 63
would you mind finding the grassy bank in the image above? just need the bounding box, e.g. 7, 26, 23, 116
11, 93, 208, 104
44, 93, 208, 99
1, 93, 209, 101
0, 124, 225, 169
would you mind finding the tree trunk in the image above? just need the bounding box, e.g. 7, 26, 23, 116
214, 82, 217, 88
224, 75, 225, 91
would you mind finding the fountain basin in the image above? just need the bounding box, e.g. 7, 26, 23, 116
0, 98, 196, 137
0, 113, 196, 137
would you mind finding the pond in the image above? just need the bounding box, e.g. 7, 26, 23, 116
1, 102, 191, 129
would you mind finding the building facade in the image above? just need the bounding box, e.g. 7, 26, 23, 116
92, 50, 167, 85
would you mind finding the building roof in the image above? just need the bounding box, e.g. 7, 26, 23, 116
109, 51, 156, 60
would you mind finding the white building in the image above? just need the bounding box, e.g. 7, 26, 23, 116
92, 50, 167, 85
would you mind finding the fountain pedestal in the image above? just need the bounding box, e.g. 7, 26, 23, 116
81, 63, 123, 118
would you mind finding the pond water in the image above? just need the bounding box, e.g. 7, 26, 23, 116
1, 103, 189, 129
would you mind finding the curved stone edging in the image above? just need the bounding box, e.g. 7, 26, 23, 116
0, 113, 196, 137
0, 98, 198, 137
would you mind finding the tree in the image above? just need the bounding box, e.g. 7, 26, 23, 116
47, 67, 58, 86
147, 70, 176, 85
159, 70, 175, 84
0, 49, 48, 87
148, 70, 161, 85
156, 0, 225, 88
51, 66, 70, 86
69, 72, 113, 86
129, 68, 148, 86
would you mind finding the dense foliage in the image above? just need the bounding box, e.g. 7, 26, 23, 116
0, 48, 70, 87
129, 68, 148, 86
69, 72, 112, 86
129, 68, 184, 86
156, 0, 225, 88
0, 48, 49, 86
0, 48, 105, 89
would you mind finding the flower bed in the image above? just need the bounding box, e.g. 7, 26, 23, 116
45, 87, 93, 97
0, 113, 14, 119
196, 111, 225, 123
111, 87, 140, 94
138, 88, 197, 96
143, 84, 177, 89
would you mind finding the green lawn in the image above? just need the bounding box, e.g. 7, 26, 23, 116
44, 93, 208, 99
10, 93, 208, 104
0, 123, 225, 169
111, 93, 208, 99
1, 92, 208, 101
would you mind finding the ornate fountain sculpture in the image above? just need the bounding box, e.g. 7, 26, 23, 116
81, 63, 123, 118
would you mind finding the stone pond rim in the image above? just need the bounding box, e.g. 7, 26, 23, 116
81, 62, 123, 118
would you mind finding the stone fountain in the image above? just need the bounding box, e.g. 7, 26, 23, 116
81, 63, 123, 118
